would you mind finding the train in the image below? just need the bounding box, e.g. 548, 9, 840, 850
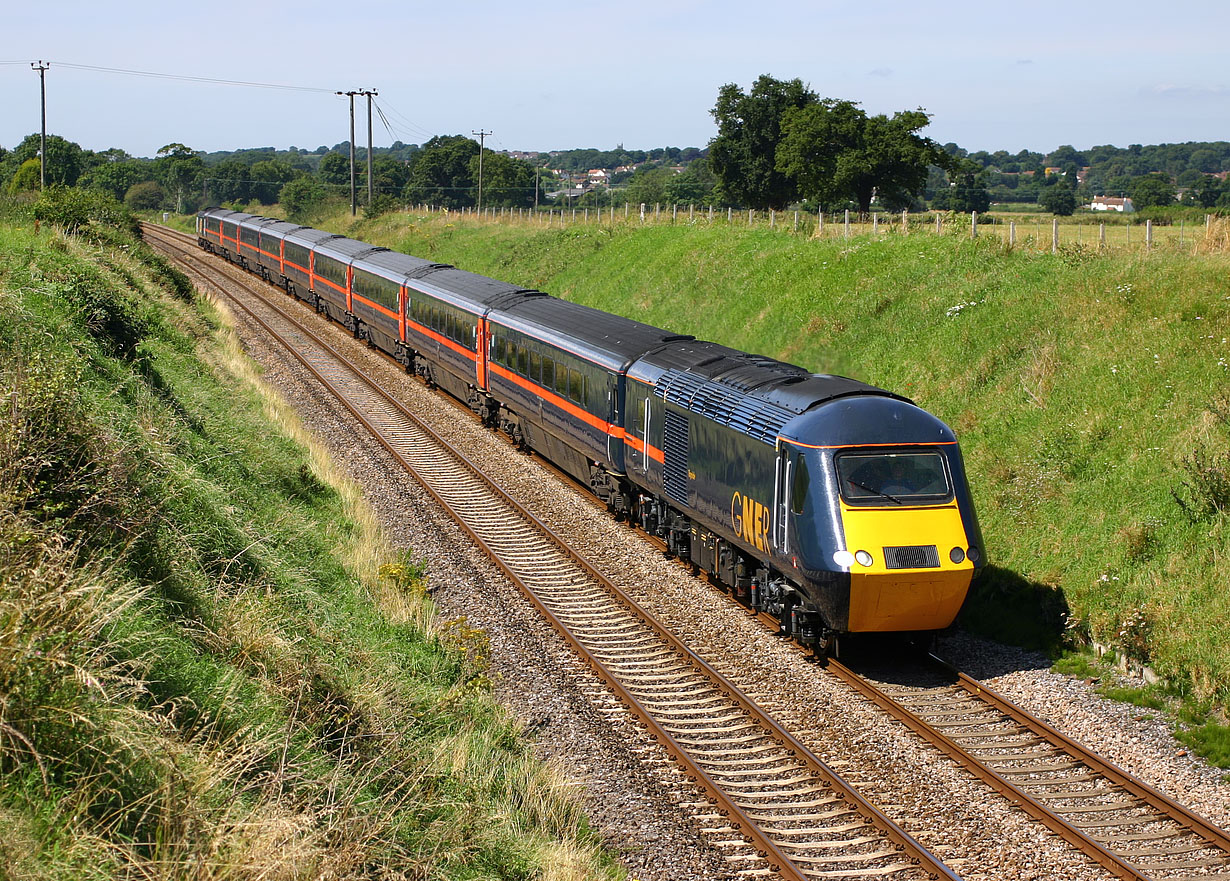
196, 207, 985, 653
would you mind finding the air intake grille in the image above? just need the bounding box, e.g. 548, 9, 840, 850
883, 545, 940, 570
662, 409, 690, 505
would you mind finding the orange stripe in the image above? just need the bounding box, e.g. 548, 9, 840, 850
624, 433, 665, 464
491, 363, 622, 438
781, 438, 958, 450
405, 318, 478, 362
352, 292, 400, 322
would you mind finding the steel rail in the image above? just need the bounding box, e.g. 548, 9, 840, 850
146, 224, 958, 881
826, 654, 1230, 881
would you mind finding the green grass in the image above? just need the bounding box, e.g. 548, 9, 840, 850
305, 209, 1230, 708
0, 200, 620, 880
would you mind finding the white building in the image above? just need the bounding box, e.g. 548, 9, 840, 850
1086, 196, 1135, 213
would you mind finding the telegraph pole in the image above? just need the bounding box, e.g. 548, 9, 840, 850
472, 129, 491, 213
337, 90, 359, 215
361, 89, 378, 206
32, 61, 48, 189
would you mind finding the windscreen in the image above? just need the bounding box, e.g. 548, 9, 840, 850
835, 450, 951, 505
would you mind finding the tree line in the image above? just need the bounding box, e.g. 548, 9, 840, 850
4, 73, 1229, 218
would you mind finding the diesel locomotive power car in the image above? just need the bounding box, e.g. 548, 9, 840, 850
197, 207, 985, 651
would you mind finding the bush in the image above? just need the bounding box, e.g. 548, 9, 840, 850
124, 180, 167, 211
32, 186, 139, 238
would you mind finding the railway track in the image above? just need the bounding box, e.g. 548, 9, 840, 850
828, 653, 1230, 881
144, 223, 955, 881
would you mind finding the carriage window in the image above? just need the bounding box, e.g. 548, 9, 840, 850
541, 359, 555, 391
835, 451, 951, 505
554, 361, 568, 395
494, 335, 507, 364
517, 345, 529, 377
568, 368, 584, 404
791, 453, 809, 515
528, 349, 541, 383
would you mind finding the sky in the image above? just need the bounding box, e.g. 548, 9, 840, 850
3, 0, 1229, 161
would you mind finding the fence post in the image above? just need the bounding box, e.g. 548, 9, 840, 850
1099, 222, 1105, 248
902, 209, 908, 234
640, 203, 646, 224
708, 205, 714, 223
1208, 214, 1213, 233
1052, 218, 1059, 253
935, 214, 942, 235
1146, 219, 1153, 251
749, 208, 754, 226
1180, 219, 1185, 247
654, 203, 660, 220
689, 204, 694, 221
770, 209, 775, 230
727, 207, 732, 224
872, 213, 878, 234
1009, 221, 1016, 247
818, 209, 823, 235
971, 211, 978, 238
672, 203, 677, 223
793, 210, 799, 232
844, 209, 850, 238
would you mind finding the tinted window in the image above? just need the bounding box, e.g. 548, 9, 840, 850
835, 451, 951, 505
542, 359, 555, 391
568, 368, 584, 403
528, 349, 541, 383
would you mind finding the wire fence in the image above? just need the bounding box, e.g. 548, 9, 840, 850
402, 201, 1226, 256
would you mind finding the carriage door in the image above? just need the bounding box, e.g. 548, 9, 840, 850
772, 443, 793, 555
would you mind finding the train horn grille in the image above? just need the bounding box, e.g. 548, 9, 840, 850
883, 545, 941, 569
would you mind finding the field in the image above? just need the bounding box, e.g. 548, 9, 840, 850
294, 205, 1230, 726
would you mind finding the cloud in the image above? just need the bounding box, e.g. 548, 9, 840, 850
1016, 59, 1034, 65
868, 67, 893, 78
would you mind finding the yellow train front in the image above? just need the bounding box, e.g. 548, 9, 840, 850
766, 393, 984, 646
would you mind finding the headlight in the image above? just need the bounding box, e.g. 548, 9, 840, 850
949, 547, 966, 564
967, 547, 981, 564
833, 550, 855, 568
854, 550, 874, 567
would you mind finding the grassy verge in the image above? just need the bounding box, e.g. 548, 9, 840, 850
0, 193, 620, 880
282, 205, 1230, 759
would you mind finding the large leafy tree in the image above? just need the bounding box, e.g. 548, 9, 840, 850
404, 135, 479, 209
709, 75, 818, 210
3, 133, 86, 187
776, 101, 946, 213
1039, 180, 1077, 215
1130, 173, 1176, 210
155, 144, 204, 213
249, 159, 299, 205
79, 158, 153, 201
467, 151, 536, 208
944, 158, 991, 213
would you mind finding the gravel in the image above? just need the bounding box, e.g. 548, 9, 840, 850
199, 261, 1228, 881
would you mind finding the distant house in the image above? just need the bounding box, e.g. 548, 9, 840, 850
1044, 166, 1063, 176
1087, 196, 1135, 213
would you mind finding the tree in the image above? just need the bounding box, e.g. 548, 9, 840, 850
944, 159, 991, 213
708, 75, 818, 209
124, 180, 168, 210
663, 158, 718, 206
776, 101, 946, 213
1039, 181, 1076, 215
80, 159, 153, 201
155, 144, 204, 213
249, 159, 298, 204
7, 159, 41, 194
3, 133, 86, 187
279, 176, 329, 217
1130, 173, 1176, 210
1189, 175, 1224, 208
623, 166, 673, 207
467, 151, 536, 208
318, 152, 351, 187
404, 135, 479, 209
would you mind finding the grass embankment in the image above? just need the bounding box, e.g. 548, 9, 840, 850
297, 206, 1230, 756
0, 196, 619, 879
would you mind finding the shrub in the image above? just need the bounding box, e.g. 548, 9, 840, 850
32, 186, 139, 238
124, 180, 167, 211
